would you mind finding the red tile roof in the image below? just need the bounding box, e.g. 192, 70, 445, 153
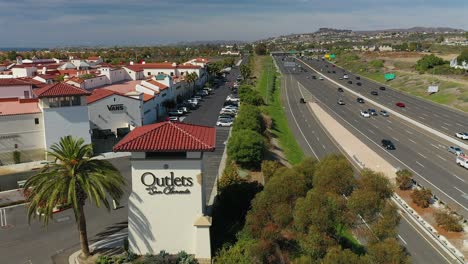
123, 65, 144, 72
0, 98, 40, 116
143, 93, 155, 102
34, 82, 90, 98
0, 78, 31, 86
145, 79, 168, 90
88, 56, 100, 61
86, 88, 139, 104
67, 76, 85, 84
113, 121, 216, 152
18, 77, 48, 88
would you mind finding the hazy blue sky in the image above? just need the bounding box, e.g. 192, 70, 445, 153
0, 0, 466, 47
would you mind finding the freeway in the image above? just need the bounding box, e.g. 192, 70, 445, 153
283, 57, 468, 219
275, 57, 457, 264
299, 57, 468, 145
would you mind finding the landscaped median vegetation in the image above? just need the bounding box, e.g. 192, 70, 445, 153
211, 54, 409, 263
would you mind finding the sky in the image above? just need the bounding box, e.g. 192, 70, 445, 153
0, 0, 467, 47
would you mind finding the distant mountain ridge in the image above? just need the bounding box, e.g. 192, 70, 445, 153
355, 26, 465, 33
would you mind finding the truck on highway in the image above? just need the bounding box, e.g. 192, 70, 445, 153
456, 155, 468, 169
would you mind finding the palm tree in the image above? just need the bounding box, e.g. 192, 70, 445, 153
24, 136, 125, 258
185, 72, 198, 93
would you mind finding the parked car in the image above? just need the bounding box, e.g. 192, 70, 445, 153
216, 118, 233, 127
219, 111, 236, 118
223, 105, 238, 110
395, 102, 406, 108
455, 132, 468, 140
356, 82, 362, 86
371, 91, 378, 96
343, 75, 349, 79
178, 107, 189, 113
193, 95, 203, 101
368, 109, 377, 116
381, 139, 395, 150
332, 70, 336, 73
339, 77, 343, 80
166, 116, 179, 122
357, 97, 365, 103
312, 75, 317, 79
319, 76, 324, 80
356, 76, 361, 80
337, 99, 345, 105
337, 87, 344, 92
360, 110, 370, 118
380, 110, 389, 117
168, 110, 184, 116
300, 98, 306, 104
348, 80, 353, 84
379, 86, 386, 90
448, 146, 464, 156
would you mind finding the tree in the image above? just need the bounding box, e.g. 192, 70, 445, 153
261, 160, 281, 183
322, 246, 365, 264
240, 64, 251, 81
434, 210, 463, 232
219, 161, 243, 191
255, 43, 268, 55
313, 154, 355, 196
233, 105, 264, 134
370, 203, 400, 241
227, 129, 265, 169
410, 188, 432, 208
415, 54, 445, 72
457, 48, 468, 64
24, 136, 125, 257
367, 238, 410, 264
207, 62, 222, 76
395, 169, 413, 190
55, 74, 66, 82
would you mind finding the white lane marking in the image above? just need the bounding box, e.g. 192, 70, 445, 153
422, 113, 429, 117
405, 130, 413, 135
417, 153, 427, 159
386, 119, 393, 124
443, 122, 450, 126
393, 137, 400, 142
454, 186, 466, 194
453, 174, 466, 183
431, 143, 440, 149
387, 126, 394, 131
371, 123, 378, 129
456, 123, 463, 127
419, 116, 425, 120
409, 139, 416, 144
368, 129, 375, 135
316, 137, 320, 141
398, 235, 408, 245
441, 126, 449, 130
416, 161, 425, 167
322, 144, 326, 150
0, 208, 6, 227
436, 155, 447, 161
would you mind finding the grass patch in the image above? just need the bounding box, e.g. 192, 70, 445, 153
255, 56, 304, 165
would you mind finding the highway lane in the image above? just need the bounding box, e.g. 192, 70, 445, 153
298, 57, 468, 144
288, 61, 468, 218
277, 59, 455, 264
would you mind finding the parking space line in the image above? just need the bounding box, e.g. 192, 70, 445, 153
387, 126, 393, 130
415, 161, 425, 167
398, 235, 408, 245
441, 126, 449, 130
417, 153, 427, 159
386, 119, 392, 124
405, 130, 413, 135
436, 155, 446, 161
431, 143, 440, 149
393, 137, 400, 142
368, 129, 375, 135
453, 174, 465, 183
454, 186, 465, 194
408, 139, 416, 144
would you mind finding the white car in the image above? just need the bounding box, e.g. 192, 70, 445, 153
187, 99, 198, 105
226, 97, 240, 102
222, 105, 238, 111
360, 110, 370, 118
455, 132, 468, 140
319, 76, 324, 80
216, 118, 233, 127
456, 155, 468, 169
343, 75, 349, 79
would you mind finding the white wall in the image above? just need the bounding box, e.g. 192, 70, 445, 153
0, 85, 33, 99
142, 99, 157, 125
42, 105, 91, 150
0, 113, 45, 154
88, 94, 143, 132
12, 67, 36, 78
143, 68, 176, 78
128, 155, 210, 259
100, 68, 128, 84
83, 75, 108, 90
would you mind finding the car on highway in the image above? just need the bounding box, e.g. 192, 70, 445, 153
368, 109, 377, 116
337, 87, 344, 92
348, 80, 353, 84
455, 132, 468, 140
337, 99, 345, 105
356, 82, 362, 86
395, 102, 405, 107
371, 91, 378, 96
360, 110, 370, 118
300, 98, 306, 104
380, 110, 389, 117
357, 97, 365, 103
379, 86, 386, 91
312, 75, 317, 79
456, 155, 468, 169
448, 146, 464, 156
216, 117, 233, 127
319, 76, 324, 80
381, 139, 395, 150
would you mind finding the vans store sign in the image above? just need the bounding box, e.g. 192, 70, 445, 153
107, 104, 124, 111
141, 172, 193, 195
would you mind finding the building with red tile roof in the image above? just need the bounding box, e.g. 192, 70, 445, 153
0, 78, 34, 99
0, 98, 40, 116
113, 121, 216, 152
34, 82, 90, 98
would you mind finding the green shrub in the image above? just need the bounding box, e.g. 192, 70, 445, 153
395, 169, 413, 190
227, 129, 265, 169
369, 59, 384, 68
176, 251, 198, 264
261, 160, 281, 183
415, 54, 446, 72
13, 150, 21, 164
219, 161, 243, 191
233, 105, 264, 134
238, 85, 264, 106
411, 188, 432, 208
434, 210, 463, 232
95, 256, 110, 264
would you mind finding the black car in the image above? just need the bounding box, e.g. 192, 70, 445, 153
371, 91, 378, 96
356, 82, 362, 86
381, 139, 395, 150
327, 70, 331, 73
356, 76, 361, 80
332, 71, 336, 73
379, 86, 386, 91
312, 75, 317, 79
337, 87, 344, 92
357, 97, 365, 103
368, 108, 377, 116
348, 80, 353, 84
300, 98, 306, 104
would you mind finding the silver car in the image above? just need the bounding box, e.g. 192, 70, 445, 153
448, 146, 464, 156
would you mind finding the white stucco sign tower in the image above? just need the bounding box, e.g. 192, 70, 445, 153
113, 121, 215, 262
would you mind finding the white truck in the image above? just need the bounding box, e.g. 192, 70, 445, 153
456, 155, 468, 169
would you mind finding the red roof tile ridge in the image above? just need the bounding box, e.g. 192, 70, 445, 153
170, 122, 213, 150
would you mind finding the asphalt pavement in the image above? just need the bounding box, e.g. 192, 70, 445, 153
275, 56, 458, 264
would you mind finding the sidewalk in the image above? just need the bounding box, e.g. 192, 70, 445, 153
0, 189, 26, 207
69, 229, 127, 264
